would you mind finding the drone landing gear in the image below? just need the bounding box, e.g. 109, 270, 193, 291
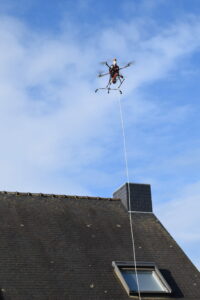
118, 78, 124, 89
95, 88, 122, 94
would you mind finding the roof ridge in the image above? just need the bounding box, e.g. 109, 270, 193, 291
0, 191, 120, 201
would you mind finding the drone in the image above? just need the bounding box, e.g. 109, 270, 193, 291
95, 58, 134, 94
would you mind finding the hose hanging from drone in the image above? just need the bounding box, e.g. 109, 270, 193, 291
118, 94, 142, 300
95, 58, 140, 297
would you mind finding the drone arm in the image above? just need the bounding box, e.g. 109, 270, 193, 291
119, 65, 129, 70
98, 72, 110, 77
119, 62, 134, 71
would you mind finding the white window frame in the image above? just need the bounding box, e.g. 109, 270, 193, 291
112, 261, 172, 296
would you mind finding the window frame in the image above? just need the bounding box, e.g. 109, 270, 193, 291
112, 261, 172, 296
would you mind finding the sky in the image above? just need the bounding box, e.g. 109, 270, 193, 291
0, 0, 200, 269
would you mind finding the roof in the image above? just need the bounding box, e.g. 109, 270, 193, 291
0, 189, 199, 299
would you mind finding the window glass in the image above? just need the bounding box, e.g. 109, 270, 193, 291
122, 269, 167, 292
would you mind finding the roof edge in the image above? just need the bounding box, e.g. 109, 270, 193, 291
0, 191, 120, 201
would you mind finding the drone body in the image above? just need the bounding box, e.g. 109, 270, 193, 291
95, 58, 134, 94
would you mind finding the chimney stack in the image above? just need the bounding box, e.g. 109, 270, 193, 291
113, 183, 153, 212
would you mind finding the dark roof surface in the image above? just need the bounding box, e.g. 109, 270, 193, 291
0, 191, 199, 300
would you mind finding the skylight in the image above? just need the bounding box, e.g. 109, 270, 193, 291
112, 261, 172, 296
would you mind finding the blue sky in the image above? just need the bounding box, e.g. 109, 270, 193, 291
0, 0, 200, 269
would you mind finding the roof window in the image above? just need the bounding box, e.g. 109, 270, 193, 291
112, 261, 171, 296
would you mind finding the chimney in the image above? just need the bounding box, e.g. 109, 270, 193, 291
113, 183, 153, 212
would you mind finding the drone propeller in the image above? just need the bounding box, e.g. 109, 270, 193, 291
100, 61, 108, 65
126, 61, 135, 67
